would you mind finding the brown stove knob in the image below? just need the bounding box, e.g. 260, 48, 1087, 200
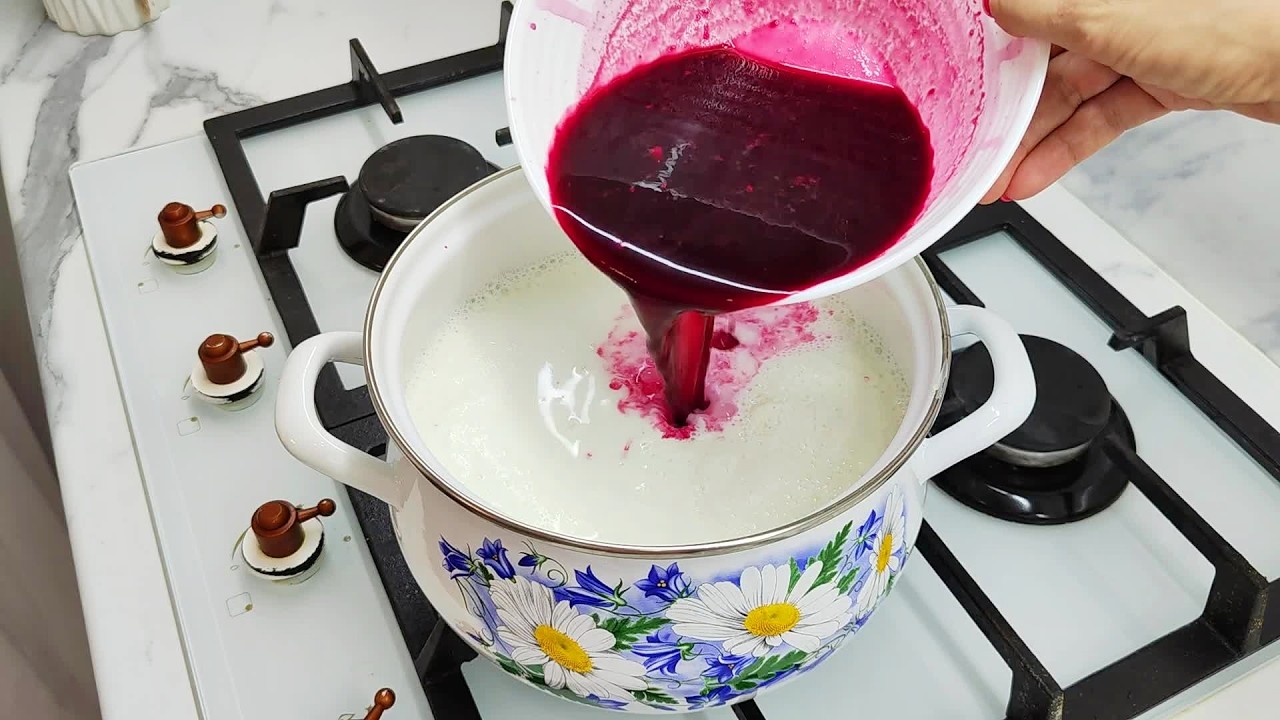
250, 498, 335, 559
198, 332, 273, 385
364, 689, 395, 720
158, 202, 227, 249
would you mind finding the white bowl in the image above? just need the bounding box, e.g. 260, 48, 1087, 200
504, 0, 1050, 304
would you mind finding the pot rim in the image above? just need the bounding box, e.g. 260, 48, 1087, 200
363, 166, 952, 559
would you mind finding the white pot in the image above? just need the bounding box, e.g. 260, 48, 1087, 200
43, 0, 169, 36
275, 167, 1035, 713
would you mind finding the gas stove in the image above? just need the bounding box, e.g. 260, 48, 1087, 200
67, 3, 1280, 719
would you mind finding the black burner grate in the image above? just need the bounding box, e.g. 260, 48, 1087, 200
203, 11, 1280, 717
204, 5, 514, 437
921, 202, 1280, 719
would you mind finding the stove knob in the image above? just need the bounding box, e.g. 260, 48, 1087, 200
364, 689, 395, 720
151, 201, 227, 274
241, 498, 335, 583
190, 332, 274, 411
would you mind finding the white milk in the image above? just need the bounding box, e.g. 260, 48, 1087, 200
406, 252, 909, 546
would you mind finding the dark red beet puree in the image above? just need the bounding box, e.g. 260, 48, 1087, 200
548, 45, 933, 426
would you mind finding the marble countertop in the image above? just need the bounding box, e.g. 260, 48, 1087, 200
2, 0, 1279, 718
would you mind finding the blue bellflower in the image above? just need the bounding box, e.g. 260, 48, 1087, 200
475, 538, 516, 579
632, 633, 685, 675
635, 563, 690, 602
439, 538, 472, 579
553, 566, 624, 608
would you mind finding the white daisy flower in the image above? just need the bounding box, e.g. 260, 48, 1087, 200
855, 487, 907, 619
490, 576, 647, 700
668, 562, 853, 657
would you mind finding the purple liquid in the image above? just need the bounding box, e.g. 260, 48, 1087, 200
549, 46, 933, 425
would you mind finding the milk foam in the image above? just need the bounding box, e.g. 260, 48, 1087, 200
406, 252, 909, 546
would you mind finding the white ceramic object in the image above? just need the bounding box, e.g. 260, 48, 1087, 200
151, 220, 219, 274
503, 0, 1050, 306
274, 167, 1036, 713
43, 0, 170, 36
188, 349, 266, 411
239, 516, 327, 584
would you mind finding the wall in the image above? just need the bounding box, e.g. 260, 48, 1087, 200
0, 157, 100, 717
0, 161, 52, 461
0, 372, 101, 719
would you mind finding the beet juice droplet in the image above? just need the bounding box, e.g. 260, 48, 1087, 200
548, 46, 933, 427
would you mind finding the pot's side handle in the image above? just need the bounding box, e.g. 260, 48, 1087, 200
912, 305, 1036, 483
275, 331, 407, 507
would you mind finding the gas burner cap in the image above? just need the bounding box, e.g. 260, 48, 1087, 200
336, 135, 498, 271
335, 190, 411, 272
357, 135, 493, 231
946, 335, 1111, 467
932, 334, 1133, 524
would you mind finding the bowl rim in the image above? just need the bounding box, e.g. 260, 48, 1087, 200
362, 166, 953, 558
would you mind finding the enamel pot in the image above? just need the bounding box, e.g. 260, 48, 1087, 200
275, 167, 1035, 713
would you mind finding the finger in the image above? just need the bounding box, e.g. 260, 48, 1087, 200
1135, 80, 1216, 111
987, 0, 1104, 51
1003, 78, 1169, 199
979, 52, 1121, 203
1225, 101, 1280, 124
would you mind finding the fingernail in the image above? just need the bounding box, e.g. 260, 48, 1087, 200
1000, 193, 1012, 202
981, 0, 991, 16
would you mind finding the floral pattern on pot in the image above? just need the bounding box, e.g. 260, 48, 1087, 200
437, 486, 910, 712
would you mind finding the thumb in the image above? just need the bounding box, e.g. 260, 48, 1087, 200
987, 0, 1100, 51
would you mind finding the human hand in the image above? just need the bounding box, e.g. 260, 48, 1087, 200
981, 0, 1280, 204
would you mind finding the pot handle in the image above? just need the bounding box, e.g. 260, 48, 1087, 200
911, 305, 1036, 483
275, 331, 407, 507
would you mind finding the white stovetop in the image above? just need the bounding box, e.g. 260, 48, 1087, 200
2, 0, 1280, 718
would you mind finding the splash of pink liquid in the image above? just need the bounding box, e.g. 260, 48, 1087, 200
995, 36, 1025, 62
597, 302, 827, 439
731, 18, 895, 86
536, 0, 593, 26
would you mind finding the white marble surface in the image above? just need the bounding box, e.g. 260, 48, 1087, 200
2, 0, 1280, 718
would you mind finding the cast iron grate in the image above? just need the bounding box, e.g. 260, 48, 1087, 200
202, 11, 1280, 717
203, 3, 514, 440
920, 202, 1280, 719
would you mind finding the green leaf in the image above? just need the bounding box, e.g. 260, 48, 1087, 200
598, 615, 668, 651
728, 650, 808, 692
787, 557, 802, 592
836, 568, 859, 594
810, 522, 852, 587
494, 654, 523, 678
631, 688, 678, 705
